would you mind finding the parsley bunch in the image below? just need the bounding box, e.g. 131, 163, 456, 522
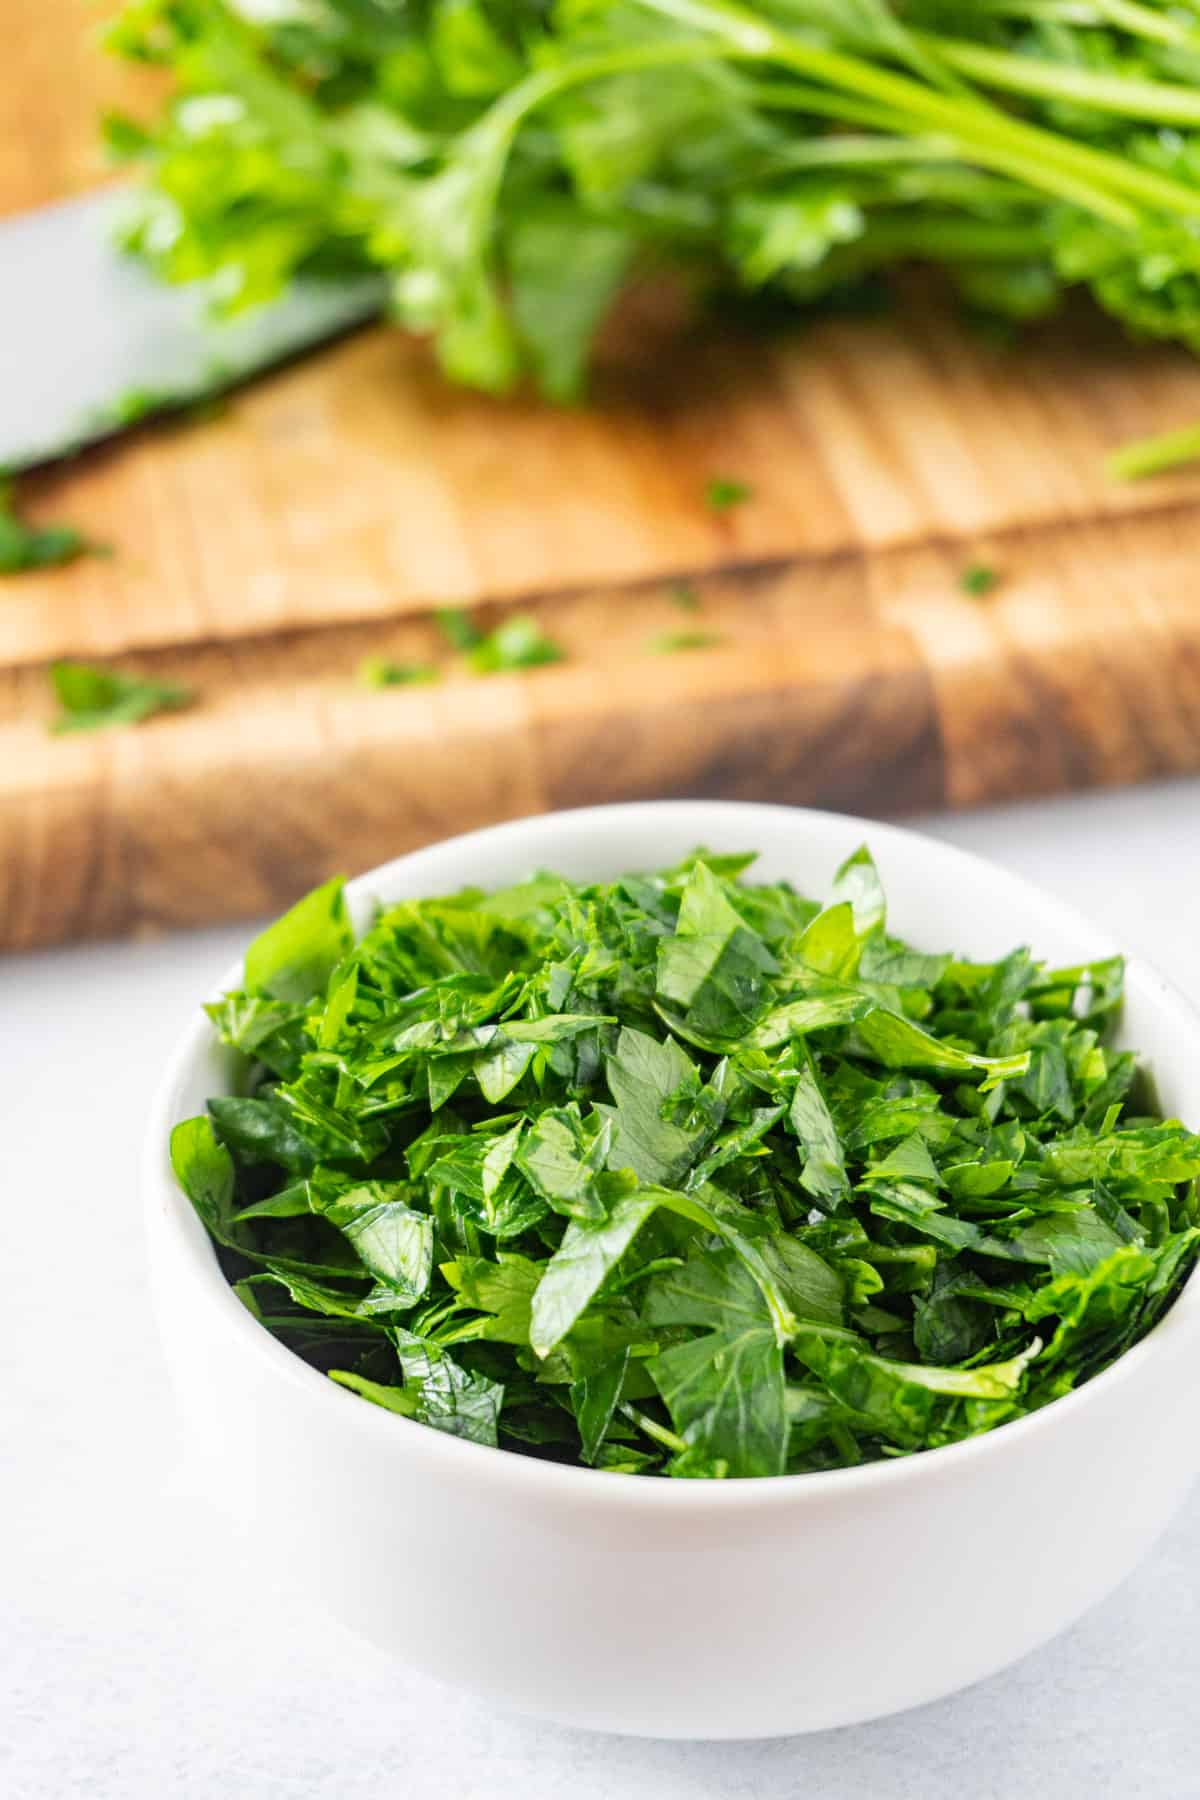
106, 0, 1200, 400
172, 847, 1200, 1478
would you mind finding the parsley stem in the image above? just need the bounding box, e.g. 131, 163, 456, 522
1107, 422, 1200, 480
637, 0, 1200, 221
927, 33, 1200, 124
619, 1403, 690, 1458
1089, 0, 1200, 49
466, 0, 1174, 260
971, 0, 1200, 51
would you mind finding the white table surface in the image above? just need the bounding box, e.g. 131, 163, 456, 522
5, 779, 1200, 1800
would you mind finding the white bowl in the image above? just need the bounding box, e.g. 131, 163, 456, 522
144, 802, 1200, 1739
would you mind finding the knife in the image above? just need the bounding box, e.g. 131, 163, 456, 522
0, 189, 387, 472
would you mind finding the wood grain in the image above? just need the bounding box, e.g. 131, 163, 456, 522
11, 301, 1200, 669
5, 0, 1200, 951
0, 0, 155, 217
7, 509, 1200, 951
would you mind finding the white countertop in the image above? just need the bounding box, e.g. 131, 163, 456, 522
6, 779, 1200, 1800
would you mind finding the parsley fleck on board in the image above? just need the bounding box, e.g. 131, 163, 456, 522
704, 478, 752, 514
435, 607, 482, 652
959, 563, 1000, 597
172, 850, 1200, 1479
467, 614, 565, 673
649, 629, 725, 654
0, 484, 98, 576
359, 657, 441, 689
435, 609, 565, 672
50, 661, 193, 733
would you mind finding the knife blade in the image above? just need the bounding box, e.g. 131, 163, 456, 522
0, 189, 386, 472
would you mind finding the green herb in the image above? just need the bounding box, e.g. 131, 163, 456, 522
0, 483, 96, 576
435, 607, 482, 652
50, 660, 193, 733
103, 385, 232, 430
959, 563, 1000, 597
109, 386, 175, 427
650, 630, 725, 654
359, 656, 441, 689
1107, 422, 1200, 481
704, 478, 752, 514
174, 847, 1200, 1479
436, 608, 565, 675
109, 2, 1200, 402
467, 615, 565, 674
671, 583, 701, 613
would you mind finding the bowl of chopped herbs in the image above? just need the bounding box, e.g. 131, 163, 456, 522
146, 802, 1200, 1736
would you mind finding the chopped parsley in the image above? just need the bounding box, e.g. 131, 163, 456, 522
704, 478, 752, 514
422, 609, 567, 679
359, 657, 441, 689
435, 607, 482, 652
171, 848, 1200, 1479
467, 614, 565, 673
50, 660, 193, 734
650, 629, 724, 654
0, 483, 98, 576
959, 562, 1000, 597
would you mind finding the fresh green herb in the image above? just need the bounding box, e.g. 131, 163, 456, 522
704, 478, 752, 514
359, 656, 441, 689
959, 563, 1000, 597
467, 615, 565, 674
435, 607, 482, 653
0, 482, 96, 576
109, 386, 176, 427
109, 2, 1200, 402
1107, 422, 1200, 481
50, 660, 193, 733
650, 630, 725, 654
174, 847, 1200, 1479
435, 608, 565, 675
671, 583, 701, 613
102, 385, 232, 430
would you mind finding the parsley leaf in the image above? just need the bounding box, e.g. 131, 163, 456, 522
243, 877, 352, 1002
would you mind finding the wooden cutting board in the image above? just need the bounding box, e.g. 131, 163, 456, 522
6, 2, 1200, 952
